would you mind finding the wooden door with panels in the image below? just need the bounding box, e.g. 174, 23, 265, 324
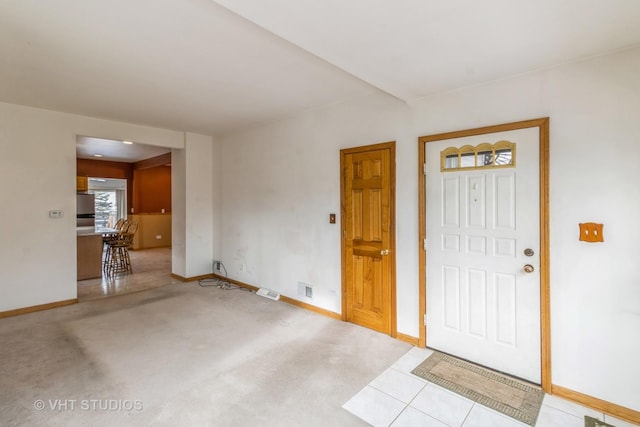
418, 118, 551, 389
341, 142, 396, 336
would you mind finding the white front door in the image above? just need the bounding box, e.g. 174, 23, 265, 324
425, 127, 541, 383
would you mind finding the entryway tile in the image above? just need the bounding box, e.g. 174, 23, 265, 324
390, 350, 429, 375
541, 394, 603, 420
369, 368, 427, 403
463, 404, 528, 427
343, 385, 406, 427
534, 405, 584, 427
407, 346, 434, 361
391, 406, 449, 427
409, 383, 474, 427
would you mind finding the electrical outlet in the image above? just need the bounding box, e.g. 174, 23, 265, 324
155, 235, 162, 240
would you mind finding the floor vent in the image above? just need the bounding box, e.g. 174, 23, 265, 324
256, 288, 280, 301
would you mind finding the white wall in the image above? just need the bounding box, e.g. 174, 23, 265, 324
172, 132, 216, 278
220, 94, 411, 313
0, 102, 184, 312
219, 47, 640, 411
171, 146, 187, 277
211, 137, 222, 261
184, 133, 215, 277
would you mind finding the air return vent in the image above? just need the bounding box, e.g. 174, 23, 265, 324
256, 288, 280, 301
297, 281, 313, 299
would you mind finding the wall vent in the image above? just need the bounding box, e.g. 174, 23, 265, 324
297, 281, 313, 299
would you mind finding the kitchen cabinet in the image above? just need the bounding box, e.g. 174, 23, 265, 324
77, 232, 102, 280
76, 176, 88, 192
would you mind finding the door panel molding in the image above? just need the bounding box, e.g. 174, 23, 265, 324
418, 118, 550, 391
341, 141, 396, 338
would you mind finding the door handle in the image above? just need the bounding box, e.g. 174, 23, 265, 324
523, 264, 534, 273
380, 249, 390, 256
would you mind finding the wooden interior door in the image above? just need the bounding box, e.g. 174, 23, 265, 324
341, 142, 395, 336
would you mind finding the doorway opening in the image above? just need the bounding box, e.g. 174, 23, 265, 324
76, 135, 175, 301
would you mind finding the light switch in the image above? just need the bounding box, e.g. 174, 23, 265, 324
579, 222, 604, 242
329, 213, 336, 224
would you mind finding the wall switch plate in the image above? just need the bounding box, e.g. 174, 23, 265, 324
329, 213, 336, 224
579, 222, 604, 242
49, 210, 63, 218
156, 235, 162, 239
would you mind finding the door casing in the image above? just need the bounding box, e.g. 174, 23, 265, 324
418, 118, 551, 391
341, 141, 397, 338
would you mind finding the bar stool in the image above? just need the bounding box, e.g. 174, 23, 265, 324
104, 220, 138, 276
103, 219, 127, 271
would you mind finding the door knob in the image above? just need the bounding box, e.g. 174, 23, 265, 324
380, 249, 390, 256
523, 264, 534, 273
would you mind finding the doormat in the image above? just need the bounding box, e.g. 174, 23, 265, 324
411, 351, 544, 426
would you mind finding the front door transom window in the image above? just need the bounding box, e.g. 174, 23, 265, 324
441, 140, 516, 171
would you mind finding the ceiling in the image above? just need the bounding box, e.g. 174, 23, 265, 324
2, 0, 640, 138
76, 136, 171, 163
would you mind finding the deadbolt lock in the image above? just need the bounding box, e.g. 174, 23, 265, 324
524, 248, 534, 257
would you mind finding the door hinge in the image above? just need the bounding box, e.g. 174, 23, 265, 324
423, 238, 427, 251
423, 314, 428, 325
423, 163, 427, 175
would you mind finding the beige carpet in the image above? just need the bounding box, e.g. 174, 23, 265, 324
0, 282, 411, 426
412, 351, 544, 426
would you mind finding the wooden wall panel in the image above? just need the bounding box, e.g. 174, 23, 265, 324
132, 166, 172, 214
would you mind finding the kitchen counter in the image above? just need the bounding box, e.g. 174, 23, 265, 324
77, 226, 116, 236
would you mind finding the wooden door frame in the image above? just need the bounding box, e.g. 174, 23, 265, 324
340, 141, 397, 338
417, 118, 551, 392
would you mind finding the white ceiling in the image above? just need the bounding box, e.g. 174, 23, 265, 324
2, 0, 640, 138
76, 136, 171, 162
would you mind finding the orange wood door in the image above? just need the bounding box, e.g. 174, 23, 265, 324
341, 143, 395, 335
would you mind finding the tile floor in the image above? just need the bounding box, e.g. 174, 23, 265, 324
344, 347, 638, 427
77, 247, 177, 301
